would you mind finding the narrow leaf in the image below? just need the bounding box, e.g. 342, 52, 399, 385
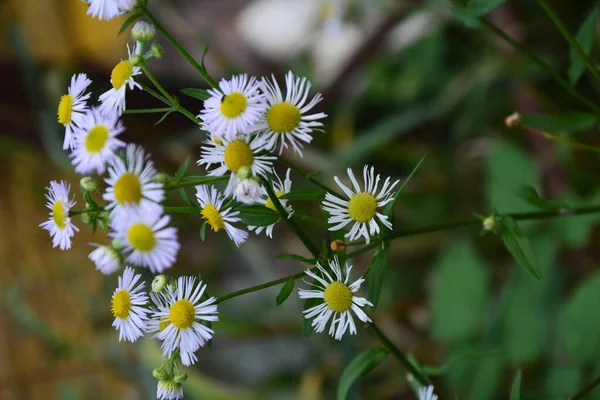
510, 370, 522, 400
238, 205, 279, 227
569, 7, 599, 85
521, 113, 600, 133
175, 156, 191, 181
155, 110, 174, 125
200, 221, 207, 241
118, 13, 142, 36
337, 348, 389, 400
180, 88, 211, 101
276, 254, 315, 264
280, 189, 326, 201
517, 185, 567, 210
367, 243, 389, 311
179, 188, 195, 207
276, 278, 295, 306
468, 0, 506, 16
499, 217, 542, 279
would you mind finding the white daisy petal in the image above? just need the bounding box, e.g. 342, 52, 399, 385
87, 0, 136, 21
99, 43, 142, 115
89, 243, 122, 275
419, 386, 438, 400
248, 169, 294, 238
110, 266, 149, 342
196, 185, 248, 246
57, 73, 92, 150
39, 180, 79, 250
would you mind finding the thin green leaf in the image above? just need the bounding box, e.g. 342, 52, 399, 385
521, 113, 600, 133
422, 347, 500, 376
118, 13, 142, 36
449, 4, 482, 28
337, 347, 389, 400
155, 110, 174, 125
366, 243, 389, 312
569, 7, 599, 85
175, 156, 191, 181
517, 185, 567, 210
180, 88, 211, 101
238, 205, 279, 227
201, 45, 210, 70
276, 278, 295, 306
280, 189, 326, 201
200, 221, 207, 241
499, 216, 542, 279
468, 0, 506, 16
276, 254, 315, 264
510, 370, 522, 400
179, 188, 195, 207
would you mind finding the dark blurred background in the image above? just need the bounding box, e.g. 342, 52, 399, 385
2, 0, 600, 399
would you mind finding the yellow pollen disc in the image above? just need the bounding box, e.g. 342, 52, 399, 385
159, 319, 170, 332
220, 92, 248, 118
201, 203, 225, 232
323, 281, 353, 313
111, 60, 133, 90
267, 102, 301, 133
127, 223, 156, 252
85, 125, 109, 153
52, 200, 67, 229
111, 290, 132, 319
224, 140, 254, 173
348, 192, 378, 223
265, 190, 286, 212
114, 172, 142, 205
57, 94, 74, 125
169, 299, 196, 329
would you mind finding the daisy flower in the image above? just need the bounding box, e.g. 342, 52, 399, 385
87, 0, 136, 21
89, 244, 121, 275
248, 169, 293, 238
257, 71, 327, 155
199, 74, 266, 140
57, 73, 92, 150
149, 276, 219, 366
196, 185, 248, 247
111, 208, 179, 273
299, 256, 372, 340
39, 180, 79, 250
198, 133, 275, 197
99, 43, 142, 116
110, 266, 149, 342
419, 386, 438, 400
322, 165, 399, 244
157, 379, 184, 400
103, 144, 164, 221
234, 178, 262, 204
70, 107, 126, 175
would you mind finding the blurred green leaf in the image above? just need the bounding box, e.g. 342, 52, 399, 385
280, 189, 325, 201
499, 216, 542, 279
276, 253, 315, 264
118, 13, 142, 36
449, 4, 482, 27
366, 243, 389, 312
179, 188, 195, 207
467, 357, 504, 400
276, 278, 295, 306
432, 242, 489, 342
200, 221, 207, 241
517, 185, 567, 210
181, 88, 211, 101
553, 191, 600, 248
337, 347, 389, 400
545, 365, 582, 398
521, 113, 600, 133
175, 155, 191, 181
238, 205, 279, 226
422, 347, 500, 376
469, 0, 506, 16
510, 370, 522, 400
569, 7, 599, 85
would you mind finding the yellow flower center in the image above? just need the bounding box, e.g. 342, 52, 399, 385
323, 281, 353, 313
169, 299, 195, 329
348, 192, 378, 223
111, 290, 132, 319
85, 125, 109, 153
159, 318, 170, 332
265, 190, 286, 212
52, 200, 67, 229
114, 172, 142, 205
127, 223, 156, 252
57, 94, 74, 125
224, 140, 254, 173
111, 60, 133, 90
267, 102, 301, 133
220, 92, 248, 118
201, 203, 225, 232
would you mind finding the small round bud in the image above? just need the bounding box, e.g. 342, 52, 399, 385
152, 275, 169, 293
131, 21, 156, 43
98, 211, 110, 230
330, 239, 347, 252
80, 177, 98, 192
152, 368, 170, 380
80, 212, 93, 225
174, 373, 188, 384
235, 178, 261, 204
483, 215, 496, 232
130, 54, 144, 67
112, 237, 124, 251
151, 43, 164, 59
505, 112, 521, 128
236, 166, 252, 180
153, 172, 171, 185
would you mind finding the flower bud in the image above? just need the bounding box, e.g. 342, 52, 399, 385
98, 211, 111, 230
152, 275, 169, 293
152, 368, 170, 380
151, 43, 164, 59
80, 212, 93, 225
236, 165, 252, 180
174, 372, 188, 384
153, 172, 171, 185
504, 112, 521, 128
112, 237, 124, 251
132, 21, 156, 43
235, 179, 262, 204
330, 239, 347, 252
130, 54, 144, 67
80, 177, 98, 193
483, 215, 496, 232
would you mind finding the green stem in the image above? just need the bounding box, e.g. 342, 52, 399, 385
68, 207, 104, 216
523, 124, 600, 153
569, 374, 600, 399
141, 6, 219, 89
164, 206, 199, 213
537, 0, 600, 84
264, 180, 321, 258
123, 107, 173, 114
167, 176, 229, 190
140, 82, 171, 104
368, 322, 433, 388
277, 157, 345, 199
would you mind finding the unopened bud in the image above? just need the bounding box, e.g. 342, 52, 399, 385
174, 372, 188, 384
98, 211, 110, 230
80, 177, 98, 193
235, 178, 261, 204
505, 112, 521, 128
112, 237, 124, 251
151, 43, 164, 59
152, 275, 168, 293
330, 239, 347, 252
152, 368, 170, 380
131, 21, 156, 43
153, 172, 170, 185
236, 165, 252, 180
483, 215, 496, 232
130, 54, 144, 67
80, 212, 93, 225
